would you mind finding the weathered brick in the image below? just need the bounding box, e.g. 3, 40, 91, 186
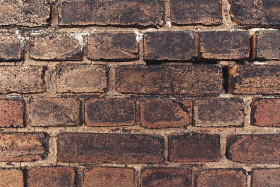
196, 169, 247, 187
171, 0, 222, 25
27, 167, 75, 187
116, 65, 222, 95
88, 32, 139, 60
85, 98, 135, 127
140, 99, 191, 129
227, 134, 280, 163
57, 133, 164, 164
0, 32, 22, 61
194, 98, 244, 127
141, 168, 192, 187
144, 31, 195, 61
59, 0, 164, 26
0, 168, 24, 187
251, 168, 280, 187
30, 33, 82, 61
229, 65, 280, 94
229, 0, 280, 26
83, 167, 135, 187
169, 133, 220, 162
0, 0, 50, 26
256, 30, 280, 60
0, 66, 46, 94
200, 31, 250, 59
57, 64, 108, 93
0, 99, 24, 128
0, 133, 49, 162
30, 98, 81, 127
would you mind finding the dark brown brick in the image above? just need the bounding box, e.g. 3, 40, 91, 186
196, 169, 247, 187
0, 168, 24, 187
229, 65, 280, 94
144, 31, 195, 61
169, 133, 220, 162
141, 168, 192, 187
30, 33, 82, 61
85, 98, 135, 127
252, 168, 280, 187
0, 32, 22, 61
227, 134, 280, 163
59, 0, 164, 26
57, 64, 108, 93
83, 167, 135, 187
256, 30, 280, 60
194, 98, 244, 127
229, 0, 280, 26
30, 98, 81, 127
0, 0, 50, 26
116, 65, 222, 95
251, 99, 280, 127
200, 31, 250, 59
88, 32, 139, 60
57, 133, 164, 164
0, 133, 49, 162
171, 0, 222, 25
140, 99, 191, 129
27, 167, 75, 187
0, 99, 24, 128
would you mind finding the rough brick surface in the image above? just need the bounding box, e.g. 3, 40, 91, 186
57, 64, 108, 93
194, 98, 244, 127
171, 0, 222, 25
88, 32, 138, 60
27, 167, 75, 187
30, 33, 82, 61
83, 167, 135, 187
251, 168, 280, 187
144, 31, 195, 61
140, 99, 191, 128
57, 133, 164, 164
169, 133, 220, 162
141, 168, 192, 187
0, 99, 24, 128
29, 98, 81, 127
227, 135, 280, 163
116, 65, 222, 95
59, 0, 165, 26
196, 169, 247, 187
85, 98, 135, 127
200, 31, 250, 59
256, 30, 280, 60
229, 65, 280, 94
0, 32, 22, 61
0, 169, 24, 187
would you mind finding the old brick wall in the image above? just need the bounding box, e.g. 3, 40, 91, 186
0, 0, 279, 186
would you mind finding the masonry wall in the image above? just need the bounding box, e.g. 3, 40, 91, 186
0, 0, 279, 186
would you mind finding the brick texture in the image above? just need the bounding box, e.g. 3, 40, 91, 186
0, 99, 24, 128
256, 30, 280, 60
0, 32, 22, 61
251, 168, 280, 187
0, 169, 24, 187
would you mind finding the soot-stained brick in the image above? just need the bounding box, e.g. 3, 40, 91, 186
0, 32, 22, 61
256, 30, 280, 60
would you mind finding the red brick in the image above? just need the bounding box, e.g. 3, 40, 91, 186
85, 98, 135, 127
141, 168, 192, 187
29, 98, 81, 127
171, 0, 222, 25
196, 169, 247, 187
194, 98, 244, 127
27, 167, 75, 187
57, 133, 164, 164
116, 65, 222, 95
88, 32, 139, 60
229, 65, 280, 94
144, 31, 195, 61
256, 30, 280, 60
227, 134, 280, 163
200, 31, 250, 59
30, 33, 82, 61
0, 32, 22, 61
57, 64, 108, 93
0, 168, 24, 187
0, 99, 24, 128
83, 167, 135, 187
0, 133, 48, 162
169, 133, 220, 162
58, 0, 164, 26
140, 99, 191, 129
251, 168, 280, 187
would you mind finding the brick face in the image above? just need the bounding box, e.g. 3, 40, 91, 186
0, 169, 24, 187
256, 30, 280, 60
0, 99, 24, 128
251, 168, 280, 187
0, 32, 22, 61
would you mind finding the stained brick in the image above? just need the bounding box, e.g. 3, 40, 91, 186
251, 168, 280, 187
0, 32, 22, 61
116, 65, 222, 95
0, 168, 24, 187
256, 30, 280, 60
57, 133, 164, 164
0, 99, 24, 128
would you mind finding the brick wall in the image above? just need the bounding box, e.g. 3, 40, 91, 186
0, 0, 279, 186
